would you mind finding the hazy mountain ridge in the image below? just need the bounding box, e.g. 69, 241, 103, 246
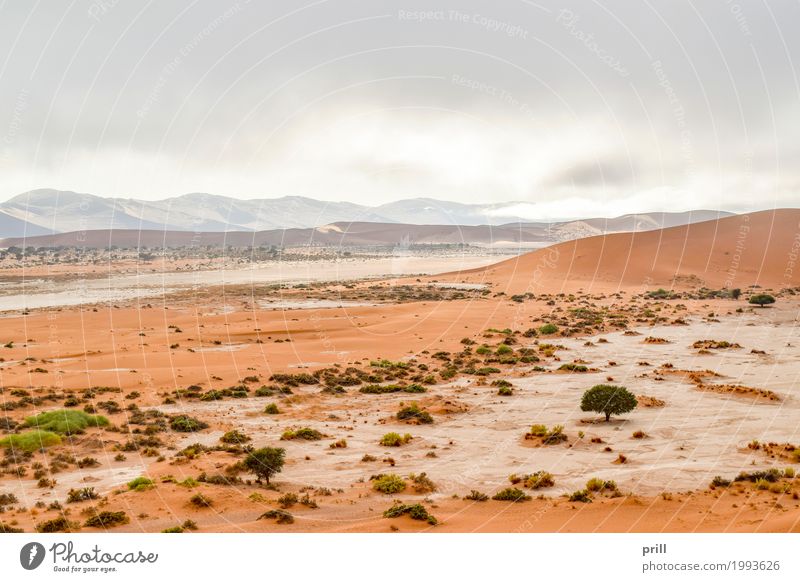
0, 189, 734, 238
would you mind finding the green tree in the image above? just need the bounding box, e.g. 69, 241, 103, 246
748, 294, 775, 307
580, 384, 638, 422
243, 447, 285, 484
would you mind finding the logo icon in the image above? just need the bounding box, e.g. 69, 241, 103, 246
20, 542, 46, 570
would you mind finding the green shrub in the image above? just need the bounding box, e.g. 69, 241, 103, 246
169, 415, 209, 432
66, 487, 98, 503
264, 403, 281, 414
495, 344, 513, 355
0, 430, 62, 452
189, 493, 213, 507
569, 489, 592, 503
492, 487, 531, 502
24, 409, 109, 435
558, 363, 588, 372
586, 477, 617, 492
383, 502, 438, 525
280, 427, 323, 440
359, 384, 427, 394
465, 490, 489, 501
525, 471, 555, 489
36, 516, 77, 533
243, 447, 285, 484
372, 473, 406, 494
409, 472, 437, 493
277, 493, 298, 508
528, 424, 548, 437
84, 511, 129, 528
127, 476, 155, 491
538, 323, 559, 335
220, 430, 250, 445
380, 432, 412, 447
396, 403, 433, 424
258, 509, 294, 524
580, 384, 638, 421
710, 476, 731, 488
0, 522, 23, 533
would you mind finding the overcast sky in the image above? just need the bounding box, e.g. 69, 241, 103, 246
0, 0, 798, 219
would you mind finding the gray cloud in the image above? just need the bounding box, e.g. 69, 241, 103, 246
0, 0, 798, 216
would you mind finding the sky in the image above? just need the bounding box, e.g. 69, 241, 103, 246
0, 0, 798, 220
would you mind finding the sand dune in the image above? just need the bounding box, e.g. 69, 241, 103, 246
454, 209, 800, 293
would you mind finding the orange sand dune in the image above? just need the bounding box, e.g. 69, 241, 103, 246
451, 209, 800, 293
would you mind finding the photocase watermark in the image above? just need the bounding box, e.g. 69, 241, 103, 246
724, 215, 750, 288
556, 10, 630, 78
397, 9, 529, 39
451, 74, 536, 121
137, 1, 251, 119
726, 0, 752, 38
18, 541, 158, 573
651, 60, 695, 180
87, 0, 121, 22
784, 223, 800, 282
0, 88, 29, 166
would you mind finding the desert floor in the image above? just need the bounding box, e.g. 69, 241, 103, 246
1, 257, 800, 533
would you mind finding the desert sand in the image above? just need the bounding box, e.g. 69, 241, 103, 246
1, 210, 800, 533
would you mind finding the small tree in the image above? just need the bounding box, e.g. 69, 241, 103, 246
749, 293, 775, 307
730, 288, 742, 300
580, 384, 637, 422
243, 447, 285, 484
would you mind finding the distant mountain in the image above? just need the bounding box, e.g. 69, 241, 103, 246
1, 213, 738, 250
0, 189, 735, 237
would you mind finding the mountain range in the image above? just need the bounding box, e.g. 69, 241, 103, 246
0, 189, 733, 239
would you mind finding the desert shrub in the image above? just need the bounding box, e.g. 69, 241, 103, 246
280, 427, 323, 441
559, 363, 588, 373
264, 403, 281, 414
66, 487, 98, 503
632, 430, 647, 439
396, 403, 433, 424
127, 476, 155, 491
278, 493, 298, 508
0, 430, 61, 452
219, 430, 250, 445
734, 468, 782, 483
409, 472, 437, 493
0, 493, 19, 508
497, 386, 513, 396
383, 502, 438, 525
169, 415, 209, 432
36, 516, 77, 533
749, 294, 776, 307
474, 367, 501, 376
0, 522, 23, 533
492, 487, 530, 502
465, 490, 489, 501
380, 432, 412, 447
361, 454, 377, 462
586, 478, 617, 492
189, 493, 213, 507
329, 439, 347, 449
258, 509, 294, 524
710, 476, 732, 488
538, 323, 559, 335
495, 344, 513, 355
492, 379, 513, 388
359, 384, 427, 394
84, 511, 128, 528
528, 424, 548, 437
568, 489, 592, 503
372, 473, 406, 494
243, 447, 285, 484
580, 384, 638, 421
542, 425, 567, 445
525, 471, 555, 489
24, 409, 109, 435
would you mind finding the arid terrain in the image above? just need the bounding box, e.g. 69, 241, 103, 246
2, 209, 800, 533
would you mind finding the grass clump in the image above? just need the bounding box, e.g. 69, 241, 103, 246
66, 487, 99, 503
36, 516, 78, 533
586, 478, 618, 492
189, 493, 213, 507
280, 427, 323, 441
538, 323, 559, 335
219, 430, 250, 445
127, 476, 155, 491
465, 490, 489, 501
372, 473, 406, 494
396, 403, 433, 424
383, 502, 438, 525
169, 415, 209, 432
492, 487, 531, 502
84, 511, 129, 528
0, 430, 62, 452
258, 509, 294, 524
380, 432, 413, 447
263, 403, 281, 414
24, 409, 109, 435
525, 471, 555, 489
568, 489, 592, 503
